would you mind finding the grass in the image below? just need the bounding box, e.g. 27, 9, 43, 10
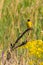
0, 0, 43, 65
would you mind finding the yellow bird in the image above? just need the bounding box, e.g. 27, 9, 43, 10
27, 19, 33, 28
10, 19, 33, 50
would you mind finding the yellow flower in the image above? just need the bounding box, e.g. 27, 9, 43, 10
18, 40, 43, 58
37, 51, 39, 55
39, 62, 43, 65
38, 48, 41, 51
37, 40, 42, 45
29, 60, 35, 65
38, 48, 43, 52
25, 42, 30, 48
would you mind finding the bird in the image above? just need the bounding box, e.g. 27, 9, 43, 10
10, 19, 33, 50
27, 19, 33, 28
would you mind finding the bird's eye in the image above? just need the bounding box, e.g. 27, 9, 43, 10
27, 19, 30, 22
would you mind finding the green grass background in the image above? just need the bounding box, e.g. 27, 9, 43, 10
0, 0, 43, 65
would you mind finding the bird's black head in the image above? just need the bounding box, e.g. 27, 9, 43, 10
27, 19, 30, 22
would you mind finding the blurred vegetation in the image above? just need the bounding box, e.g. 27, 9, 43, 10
0, 0, 43, 65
